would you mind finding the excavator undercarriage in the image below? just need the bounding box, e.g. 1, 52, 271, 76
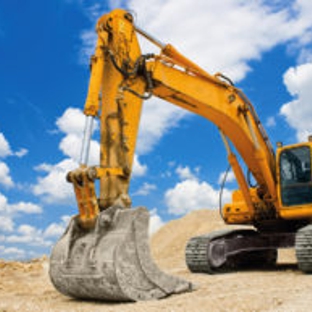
186, 223, 312, 275
186, 229, 291, 274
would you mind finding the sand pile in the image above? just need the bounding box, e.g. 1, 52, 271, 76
151, 209, 229, 269
0, 256, 47, 272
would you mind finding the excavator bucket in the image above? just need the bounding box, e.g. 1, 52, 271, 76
49, 206, 193, 301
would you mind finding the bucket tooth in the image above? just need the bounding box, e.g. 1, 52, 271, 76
49, 206, 193, 301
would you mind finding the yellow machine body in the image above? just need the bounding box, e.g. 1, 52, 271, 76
50, 8, 312, 302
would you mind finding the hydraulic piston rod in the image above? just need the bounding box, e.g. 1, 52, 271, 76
80, 115, 94, 166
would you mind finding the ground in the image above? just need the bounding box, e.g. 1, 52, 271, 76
0, 210, 311, 312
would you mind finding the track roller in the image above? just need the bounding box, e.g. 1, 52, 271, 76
296, 224, 312, 273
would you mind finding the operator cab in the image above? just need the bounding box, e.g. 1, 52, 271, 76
279, 144, 312, 206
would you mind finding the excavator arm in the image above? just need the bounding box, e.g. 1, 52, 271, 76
72, 9, 278, 228
67, 10, 146, 228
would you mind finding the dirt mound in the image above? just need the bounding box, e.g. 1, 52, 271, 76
0, 209, 308, 312
151, 209, 227, 269
0, 256, 47, 273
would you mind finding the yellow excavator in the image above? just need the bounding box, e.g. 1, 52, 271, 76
50, 9, 312, 301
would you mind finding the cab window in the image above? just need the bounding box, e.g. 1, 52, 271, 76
280, 146, 312, 206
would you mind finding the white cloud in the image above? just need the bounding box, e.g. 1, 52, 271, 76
133, 182, 156, 196
137, 100, 189, 155
266, 116, 277, 128
34, 163, 54, 172
0, 161, 14, 187
0, 191, 42, 242
0, 132, 28, 159
0, 133, 12, 158
0, 193, 42, 236
294, 0, 312, 22
123, 0, 312, 80
280, 62, 312, 141
0, 132, 27, 190
165, 178, 231, 215
218, 170, 236, 185
132, 154, 147, 177
10, 202, 42, 214
44, 215, 71, 238
0, 214, 72, 259
32, 158, 76, 204
0, 192, 8, 211
18, 224, 38, 236
14, 148, 28, 158
0, 216, 14, 232
79, 29, 98, 64
85, 3, 105, 20
59, 133, 82, 160
56, 107, 86, 135
0, 246, 26, 259
6, 224, 52, 247
165, 165, 233, 215
149, 208, 164, 235
176, 166, 198, 181
44, 223, 64, 238
0, 191, 42, 216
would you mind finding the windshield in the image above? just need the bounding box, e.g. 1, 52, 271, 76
280, 146, 312, 206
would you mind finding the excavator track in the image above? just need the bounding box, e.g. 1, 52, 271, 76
185, 229, 289, 274
185, 230, 235, 274
295, 224, 312, 273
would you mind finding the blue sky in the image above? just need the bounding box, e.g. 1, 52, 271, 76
1, 0, 312, 259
